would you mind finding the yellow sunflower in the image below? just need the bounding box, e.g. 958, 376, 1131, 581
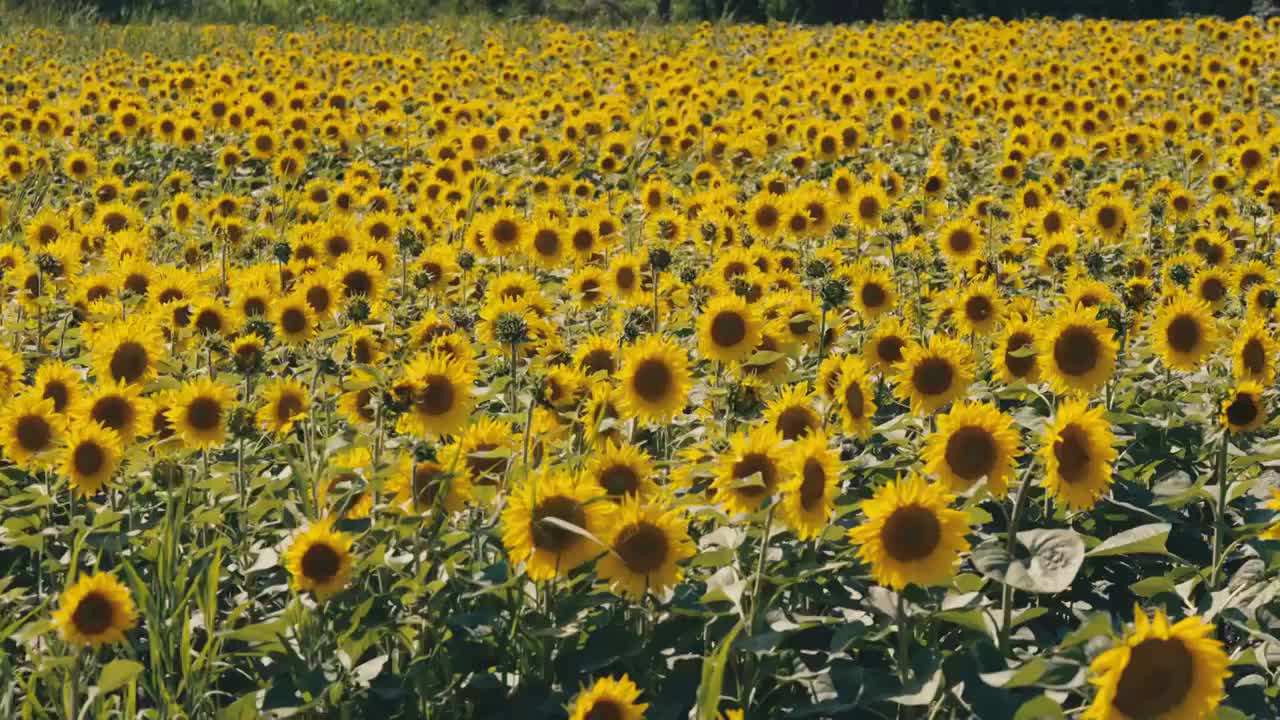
712, 427, 790, 516
500, 471, 607, 581
1151, 293, 1218, 372
395, 352, 475, 438
955, 279, 1003, 336
698, 293, 763, 365
61, 422, 123, 497
386, 452, 471, 516
1221, 381, 1266, 434
167, 377, 236, 450
1231, 319, 1277, 384
779, 432, 840, 540
90, 314, 165, 386
996, 317, 1041, 385
836, 357, 878, 438
1041, 399, 1117, 511
1, 392, 65, 469
863, 317, 910, 374
1039, 306, 1118, 395
75, 381, 145, 446
273, 293, 316, 345
937, 218, 984, 267
1083, 607, 1229, 720
893, 335, 974, 415
597, 496, 695, 599
256, 378, 311, 435
583, 441, 656, 501
52, 571, 138, 646
848, 474, 971, 590
762, 384, 821, 441
923, 401, 1020, 496
283, 519, 355, 599
568, 676, 648, 720
618, 336, 691, 424
32, 360, 83, 415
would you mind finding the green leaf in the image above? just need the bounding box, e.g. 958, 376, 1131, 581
1013, 695, 1066, 720
1129, 576, 1177, 597
979, 657, 1047, 688
98, 660, 144, 694
696, 619, 743, 720
1086, 523, 1171, 557
934, 609, 994, 636
974, 529, 1085, 594
1059, 613, 1112, 649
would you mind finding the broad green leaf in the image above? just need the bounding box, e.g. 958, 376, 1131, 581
696, 620, 743, 720
98, 660, 144, 694
1013, 695, 1066, 720
974, 529, 1085, 594
1086, 523, 1171, 557
979, 657, 1047, 688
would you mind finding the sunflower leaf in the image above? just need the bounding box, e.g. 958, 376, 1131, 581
973, 529, 1085, 594
97, 659, 144, 694
696, 619, 743, 720
1085, 523, 1171, 557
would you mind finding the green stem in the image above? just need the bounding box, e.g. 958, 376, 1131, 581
1211, 430, 1231, 589
896, 593, 912, 685
998, 464, 1035, 655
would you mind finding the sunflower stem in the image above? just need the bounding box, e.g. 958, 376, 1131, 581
999, 464, 1035, 656
1211, 430, 1230, 589
896, 592, 912, 685
747, 502, 776, 636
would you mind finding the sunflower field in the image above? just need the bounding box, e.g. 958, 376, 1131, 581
2, 12, 1280, 720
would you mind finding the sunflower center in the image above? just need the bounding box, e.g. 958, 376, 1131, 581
43, 381, 70, 413
195, 310, 223, 334
754, 205, 779, 230
1166, 315, 1200, 354
531, 495, 587, 554
281, 308, 308, 334
73, 442, 105, 476
92, 396, 132, 433
467, 443, 508, 485
1111, 637, 1194, 718
187, 397, 222, 431
858, 196, 880, 221
300, 542, 341, 583
572, 229, 594, 252
632, 359, 673, 403
861, 283, 886, 309
948, 230, 972, 253
614, 521, 670, 574
16, 414, 52, 452
945, 426, 997, 480
1005, 332, 1036, 378
1201, 278, 1225, 302
615, 267, 636, 290
306, 286, 332, 313
416, 376, 456, 416
244, 298, 267, 316
1097, 206, 1118, 229
710, 311, 747, 348
1053, 326, 1099, 376
491, 219, 519, 246
276, 394, 305, 423
411, 463, 441, 507
1242, 339, 1265, 375
1226, 393, 1258, 428
844, 381, 865, 419
71, 591, 114, 636
799, 458, 827, 510
1053, 425, 1092, 484
912, 357, 954, 397
731, 453, 777, 498
965, 295, 993, 323
585, 700, 625, 720
877, 336, 905, 364
582, 349, 615, 375
533, 229, 560, 257
776, 406, 813, 441
344, 271, 372, 297
600, 464, 640, 496
109, 342, 149, 384
881, 505, 942, 562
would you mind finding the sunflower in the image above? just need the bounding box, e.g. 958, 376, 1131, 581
1041, 398, 1117, 511
0, 393, 65, 469
1083, 607, 1229, 720
937, 218, 984, 267
698, 293, 763, 364
996, 317, 1041, 385
387, 453, 471, 516
851, 265, 896, 320
500, 471, 607, 581
283, 519, 355, 599
1231, 319, 1276, 384
52, 572, 137, 646
1086, 196, 1133, 241
61, 422, 123, 497
762, 384, 821, 441
91, 315, 165, 386
893, 335, 974, 415
836, 357, 878, 438
923, 401, 1020, 496
597, 496, 695, 599
848, 183, 889, 230
778, 433, 840, 540
1192, 268, 1231, 311
274, 293, 316, 345
1040, 306, 1118, 395
473, 207, 525, 258
608, 252, 646, 304
618, 336, 690, 424
955, 279, 1003, 335
584, 441, 655, 500
1151, 293, 1218, 373
864, 317, 910, 374
582, 383, 625, 449
167, 377, 235, 450
1221, 381, 1265, 434
395, 352, 475, 438
712, 427, 790, 515
745, 192, 785, 239
256, 378, 310, 435
450, 417, 517, 488
567, 676, 648, 720
33, 360, 83, 415
848, 474, 971, 590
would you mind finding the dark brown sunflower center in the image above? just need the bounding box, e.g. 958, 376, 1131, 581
585, 699, 624, 720
877, 336, 906, 365
43, 381, 70, 413
844, 381, 865, 419
415, 376, 456, 416
600, 464, 640, 496
861, 283, 887, 309
531, 495, 587, 553
92, 396, 132, 432
306, 286, 332, 313
581, 349, 615, 375
912, 357, 954, 397
1226, 394, 1258, 428
858, 196, 880, 221
1097, 206, 1118, 229
71, 591, 114, 636
533, 229, 560, 257
1242, 339, 1265, 375
1005, 332, 1036, 378
1166, 315, 1200, 354
615, 267, 636, 290
731, 453, 777, 498
1201, 278, 1226, 302
965, 295, 993, 323
467, 443, 508, 485
1111, 637, 1194, 719
281, 308, 308, 334
276, 393, 304, 424
754, 204, 779, 230
776, 406, 814, 441
614, 521, 670, 574
1053, 326, 1099, 376
799, 458, 827, 510
945, 426, 997, 480
301, 542, 341, 583
109, 342, 149, 384
16, 414, 52, 452
187, 397, 222, 431
343, 271, 372, 297
948, 230, 972, 253
572, 229, 594, 251
1053, 425, 1092, 484
881, 505, 942, 562
73, 442, 105, 476
632, 359, 673, 403
491, 219, 519, 246
710, 311, 747, 348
